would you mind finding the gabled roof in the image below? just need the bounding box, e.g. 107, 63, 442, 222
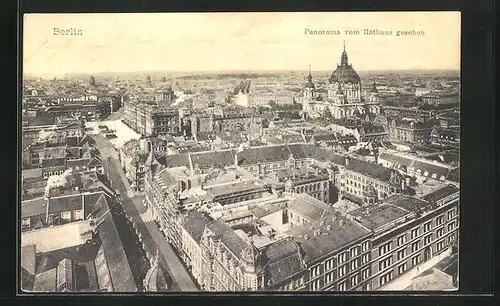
289, 193, 335, 221
182, 211, 213, 243
346, 158, 396, 183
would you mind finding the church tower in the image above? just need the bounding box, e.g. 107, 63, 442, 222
368, 77, 380, 103
303, 65, 316, 101
328, 41, 362, 105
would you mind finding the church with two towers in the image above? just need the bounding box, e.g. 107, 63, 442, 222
302, 42, 381, 120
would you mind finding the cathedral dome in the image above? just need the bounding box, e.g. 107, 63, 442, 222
305, 80, 315, 89
329, 64, 361, 84
328, 43, 361, 84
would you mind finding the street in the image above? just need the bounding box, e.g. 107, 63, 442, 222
92, 134, 199, 291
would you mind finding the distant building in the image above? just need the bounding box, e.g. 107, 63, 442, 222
421, 92, 459, 106
381, 106, 434, 121
302, 44, 381, 120
388, 119, 436, 144
123, 102, 181, 136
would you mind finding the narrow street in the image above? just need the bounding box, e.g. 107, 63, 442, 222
92, 134, 199, 291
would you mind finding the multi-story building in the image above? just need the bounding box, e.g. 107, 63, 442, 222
340, 157, 405, 205
119, 139, 150, 191
212, 114, 263, 135
154, 148, 459, 292
348, 186, 459, 290
263, 167, 331, 203
421, 92, 460, 106
377, 150, 459, 185
22, 119, 84, 146
388, 119, 436, 144
123, 102, 180, 136
40, 102, 110, 122
381, 106, 434, 121
21, 191, 138, 292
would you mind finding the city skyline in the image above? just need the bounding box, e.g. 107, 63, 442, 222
23, 12, 460, 77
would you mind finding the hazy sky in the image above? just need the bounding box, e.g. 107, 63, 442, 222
23, 12, 460, 77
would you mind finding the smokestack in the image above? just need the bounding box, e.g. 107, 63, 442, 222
234, 152, 238, 166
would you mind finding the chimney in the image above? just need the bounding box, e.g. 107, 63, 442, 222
234, 152, 238, 166
304, 234, 309, 240
332, 215, 337, 223
401, 179, 405, 191
339, 219, 344, 227
345, 156, 350, 166
406, 177, 410, 186
326, 224, 332, 231
310, 225, 314, 231
313, 229, 320, 237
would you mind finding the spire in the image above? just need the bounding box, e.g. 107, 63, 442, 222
341, 41, 349, 66
307, 64, 312, 82
371, 76, 379, 93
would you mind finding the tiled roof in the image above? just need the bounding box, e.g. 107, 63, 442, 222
95, 207, 137, 292
182, 211, 212, 243
346, 158, 395, 183
421, 185, 459, 203
289, 193, 335, 221
410, 160, 450, 179
208, 219, 250, 260
313, 133, 338, 143
379, 152, 413, 167
289, 216, 371, 263
263, 240, 304, 286
158, 153, 190, 168
191, 150, 235, 169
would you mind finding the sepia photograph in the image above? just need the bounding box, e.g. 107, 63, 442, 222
21, 12, 460, 293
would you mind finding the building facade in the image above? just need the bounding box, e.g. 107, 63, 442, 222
123, 102, 180, 136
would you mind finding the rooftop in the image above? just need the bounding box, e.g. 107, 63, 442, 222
289, 193, 336, 221
21, 221, 94, 253
349, 204, 412, 230
346, 158, 399, 184
383, 194, 433, 214
287, 215, 371, 263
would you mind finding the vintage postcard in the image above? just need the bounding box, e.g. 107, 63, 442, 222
21, 12, 460, 293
